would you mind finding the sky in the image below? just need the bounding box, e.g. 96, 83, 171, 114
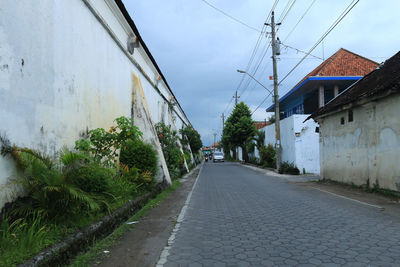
123, 0, 400, 146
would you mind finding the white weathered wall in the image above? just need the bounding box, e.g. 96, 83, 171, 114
260, 115, 320, 174
0, 0, 190, 209
319, 94, 400, 191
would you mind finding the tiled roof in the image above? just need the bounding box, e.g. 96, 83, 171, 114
267, 49, 379, 112
309, 51, 400, 120
295, 48, 379, 87
253, 121, 270, 130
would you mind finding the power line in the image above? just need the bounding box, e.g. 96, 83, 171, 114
240, 0, 297, 99
225, 0, 279, 115
280, 42, 323, 60
283, 0, 317, 42
200, 0, 261, 32
251, 91, 273, 115
237, 0, 279, 95
278, 0, 297, 23
251, 0, 359, 116
279, 0, 360, 86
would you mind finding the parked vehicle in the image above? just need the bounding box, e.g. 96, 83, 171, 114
213, 151, 224, 162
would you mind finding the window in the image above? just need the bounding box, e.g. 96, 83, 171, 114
340, 117, 345, 125
348, 109, 353, 122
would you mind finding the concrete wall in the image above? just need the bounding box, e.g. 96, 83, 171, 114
260, 115, 320, 174
319, 94, 400, 191
0, 0, 191, 209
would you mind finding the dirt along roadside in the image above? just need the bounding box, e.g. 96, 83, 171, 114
90, 164, 201, 267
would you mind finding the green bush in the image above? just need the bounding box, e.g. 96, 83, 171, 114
259, 144, 276, 168
184, 150, 191, 166
279, 161, 300, 175
155, 122, 185, 179
75, 116, 142, 167
120, 140, 158, 178
68, 163, 112, 194
180, 126, 202, 152
248, 156, 259, 165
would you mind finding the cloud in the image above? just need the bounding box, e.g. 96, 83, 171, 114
124, 0, 400, 144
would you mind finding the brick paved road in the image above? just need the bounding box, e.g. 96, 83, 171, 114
162, 162, 400, 267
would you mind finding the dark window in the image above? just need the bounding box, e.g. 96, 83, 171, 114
348, 109, 353, 122
315, 127, 319, 133
340, 117, 345, 125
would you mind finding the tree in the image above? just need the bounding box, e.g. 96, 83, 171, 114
180, 126, 202, 153
255, 130, 265, 151
222, 102, 256, 162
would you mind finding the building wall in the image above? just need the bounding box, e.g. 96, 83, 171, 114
260, 115, 320, 174
0, 0, 190, 209
319, 94, 400, 191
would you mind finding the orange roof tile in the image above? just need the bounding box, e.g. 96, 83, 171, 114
299, 48, 379, 84
253, 121, 270, 130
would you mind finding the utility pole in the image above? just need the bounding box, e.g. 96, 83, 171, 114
221, 113, 225, 132
213, 133, 217, 152
266, 11, 282, 171
233, 91, 240, 105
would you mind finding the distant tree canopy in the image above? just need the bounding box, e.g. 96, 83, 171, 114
221, 102, 256, 162
180, 126, 202, 152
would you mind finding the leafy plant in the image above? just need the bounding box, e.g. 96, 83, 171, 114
75, 116, 142, 167
119, 139, 158, 178
259, 144, 276, 168
279, 161, 300, 175
155, 122, 185, 179
67, 163, 112, 194
0, 212, 56, 266
180, 126, 202, 152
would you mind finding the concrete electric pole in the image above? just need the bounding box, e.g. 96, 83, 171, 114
221, 113, 225, 128
266, 11, 282, 171
233, 91, 240, 105
213, 133, 217, 151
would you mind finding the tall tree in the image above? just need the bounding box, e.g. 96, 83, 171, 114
222, 102, 256, 162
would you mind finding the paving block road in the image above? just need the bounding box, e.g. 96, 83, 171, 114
161, 162, 400, 267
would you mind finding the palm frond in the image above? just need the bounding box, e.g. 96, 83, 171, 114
19, 148, 54, 169
60, 147, 88, 166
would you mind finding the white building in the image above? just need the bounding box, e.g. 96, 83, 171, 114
0, 0, 192, 209
309, 51, 400, 191
259, 115, 320, 174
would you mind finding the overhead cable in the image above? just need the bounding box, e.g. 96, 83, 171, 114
280, 42, 323, 60
251, 0, 359, 116
251, 91, 273, 115
283, 0, 317, 42
278, 0, 360, 86
200, 0, 261, 32
278, 0, 297, 24
225, 0, 279, 114
238, 0, 279, 96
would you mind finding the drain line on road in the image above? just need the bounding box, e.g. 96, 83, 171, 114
156, 163, 204, 266
314, 188, 384, 210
